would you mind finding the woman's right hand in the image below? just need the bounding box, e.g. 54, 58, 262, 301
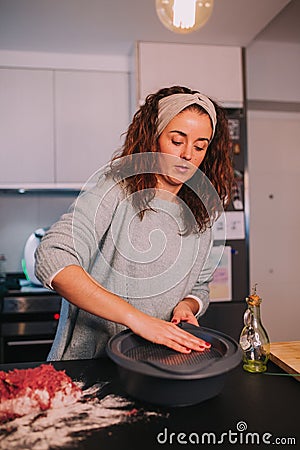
127, 313, 211, 353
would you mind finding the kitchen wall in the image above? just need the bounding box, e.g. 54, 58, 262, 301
246, 40, 300, 342
0, 192, 77, 272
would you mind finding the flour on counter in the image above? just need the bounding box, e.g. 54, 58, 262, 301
0, 383, 166, 450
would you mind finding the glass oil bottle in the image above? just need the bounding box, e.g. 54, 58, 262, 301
239, 284, 270, 373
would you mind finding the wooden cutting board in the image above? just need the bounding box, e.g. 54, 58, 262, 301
270, 341, 300, 382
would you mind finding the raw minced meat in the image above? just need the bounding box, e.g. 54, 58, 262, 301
0, 364, 82, 423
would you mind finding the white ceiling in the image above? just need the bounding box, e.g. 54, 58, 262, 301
253, 0, 300, 44
0, 0, 299, 56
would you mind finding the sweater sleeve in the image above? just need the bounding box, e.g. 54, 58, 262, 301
189, 242, 215, 318
35, 175, 122, 288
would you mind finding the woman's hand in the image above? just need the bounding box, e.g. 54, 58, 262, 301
171, 298, 200, 327
127, 313, 210, 354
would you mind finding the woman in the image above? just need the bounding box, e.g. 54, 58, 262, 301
35, 85, 233, 361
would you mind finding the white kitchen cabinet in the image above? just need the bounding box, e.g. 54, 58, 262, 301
0, 68, 54, 184
54, 71, 130, 184
0, 68, 129, 187
133, 42, 244, 110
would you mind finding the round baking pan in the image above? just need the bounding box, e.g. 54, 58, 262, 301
106, 323, 242, 407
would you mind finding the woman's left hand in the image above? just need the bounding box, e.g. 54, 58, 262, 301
171, 298, 199, 327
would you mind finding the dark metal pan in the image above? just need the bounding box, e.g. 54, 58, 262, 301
106, 323, 242, 407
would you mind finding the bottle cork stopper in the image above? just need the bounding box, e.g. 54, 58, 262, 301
246, 283, 262, 306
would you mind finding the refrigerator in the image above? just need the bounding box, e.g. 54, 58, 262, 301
201, 107, 249, 341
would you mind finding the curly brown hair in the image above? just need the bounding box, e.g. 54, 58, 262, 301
110, 85, 233, 234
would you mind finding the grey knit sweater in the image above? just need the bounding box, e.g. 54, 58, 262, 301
35, 174, 214, 360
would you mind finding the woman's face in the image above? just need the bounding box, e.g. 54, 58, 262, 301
156, 109, 213, 195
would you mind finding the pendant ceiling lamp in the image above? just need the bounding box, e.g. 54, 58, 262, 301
155, 0, 214, 34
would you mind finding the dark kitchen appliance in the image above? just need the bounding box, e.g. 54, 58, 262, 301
0, 283, 61, 364
107, 323, 242, 407
224, 108, 249, 303
198, 108, 249, 340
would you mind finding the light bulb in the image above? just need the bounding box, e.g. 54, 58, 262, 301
155, 0, 214, 34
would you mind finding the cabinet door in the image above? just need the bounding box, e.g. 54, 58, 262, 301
0, 68, 54, 184
136, 42, 243, 109
55, 71, 129, 184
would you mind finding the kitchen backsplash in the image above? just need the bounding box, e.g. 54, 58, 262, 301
0, 192, 77, 272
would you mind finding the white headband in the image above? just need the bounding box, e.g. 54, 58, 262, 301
157, 93, 217, 140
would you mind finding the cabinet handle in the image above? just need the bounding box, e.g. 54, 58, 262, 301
7, 339, 54, 346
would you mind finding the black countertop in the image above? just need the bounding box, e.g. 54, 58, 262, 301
0, 358, 299, 450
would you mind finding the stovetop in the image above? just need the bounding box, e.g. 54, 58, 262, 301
0, 274, 56, 297
0, 275, 61, 317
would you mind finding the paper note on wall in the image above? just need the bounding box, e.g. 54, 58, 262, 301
213, 211, 245, 240
209, 246, 232, 302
